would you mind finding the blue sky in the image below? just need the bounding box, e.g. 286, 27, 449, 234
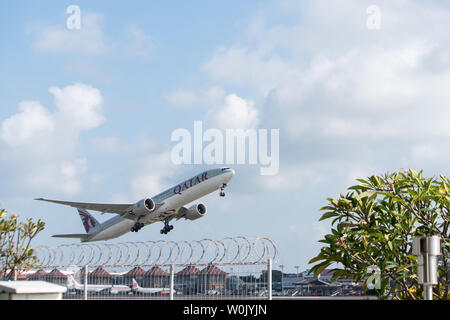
1, 1, 450, 272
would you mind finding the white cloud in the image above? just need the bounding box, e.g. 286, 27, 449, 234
130, 150, 181, 199
166, 87, 226, 108
91, 137, 120, 153
2, 83, 104, 148
160, 0, 450, 211
31, 13, 110, 55
108, 193, 132, 204
0, 83, 105, 196
257, 164, 324, 191
167, 87, 259, 129
207, 94, 259, 130
25, 158, 88, 196
206, 38, 450, 143
1, 101, 54, 146
29, 13, 154, 58
290, 220, 328, 245
201, 1, 450, 151
49, 83, 104, 130
122, 24, 154, 58
204, 45, 291, 96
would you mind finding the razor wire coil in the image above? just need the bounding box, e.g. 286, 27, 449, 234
34, 237, 279, 268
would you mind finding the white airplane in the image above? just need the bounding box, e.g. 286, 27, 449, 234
36, 167, 234, 242
131, 278, 173, 295
67, 274, 131, 294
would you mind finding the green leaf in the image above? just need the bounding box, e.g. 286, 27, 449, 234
319, 211, 339, 221
385, 262, 397, 270
355, 191, 376, 200
370, 233, 385, 241
356, 179, 371, 185
311, 261, 332, 278
396, 264, 413, 273
308, 255, 326, 264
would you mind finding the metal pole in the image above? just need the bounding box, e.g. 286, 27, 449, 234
423, 253, 433, 300
84, 265, 88, 301
424, 285, 433, 300
413, 236, 441, 300
268, 259, 272, 300
170, 264, 174, 301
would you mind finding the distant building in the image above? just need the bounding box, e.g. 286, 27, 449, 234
28, 269, 48, 281
281, 273, 302, 290
89, 266, 112, 285
176, 265, 201, 294
294, 278, 342, 296
199, 264, 227, 293
299, 269, 335, 282
144, 266, 169, 288
225, 275, 245, 293
122, 266, 146, 286
46, 268, 68, 286
291, 269, 364, 296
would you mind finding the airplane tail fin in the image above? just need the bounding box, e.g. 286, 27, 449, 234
67, 274, 80, 288
51, 208, 99, 241
132, 278, 139, 289
77, 208, 100, 233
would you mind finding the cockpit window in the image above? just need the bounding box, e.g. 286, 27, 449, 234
221, 168, 230, 171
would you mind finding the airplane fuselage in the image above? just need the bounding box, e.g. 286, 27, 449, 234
83, 168, 234, 242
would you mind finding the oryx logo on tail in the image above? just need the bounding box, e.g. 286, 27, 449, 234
78, 209, 99, 233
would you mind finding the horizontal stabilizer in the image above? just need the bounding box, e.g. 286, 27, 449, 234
35, 198, 134, 214
52, 234, 89, 239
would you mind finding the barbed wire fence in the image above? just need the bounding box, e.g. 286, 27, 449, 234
28, 237, 280, 300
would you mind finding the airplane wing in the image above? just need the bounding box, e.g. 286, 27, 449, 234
35, 198, 134, 214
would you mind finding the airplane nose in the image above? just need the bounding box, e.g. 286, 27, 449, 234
226, 169, 235, 180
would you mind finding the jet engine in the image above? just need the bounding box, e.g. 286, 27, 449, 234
132, 198, 156, 216
184, 203, 207, 221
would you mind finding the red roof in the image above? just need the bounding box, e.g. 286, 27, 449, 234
123, 267, 146, 277
200, 265, 227, 276
28, 269, 48, 279
89, 267, 112, 278
176, 265, 201, 276
16, 273, 27, 280
47, 269, 68, 279
145, 266, 169, 277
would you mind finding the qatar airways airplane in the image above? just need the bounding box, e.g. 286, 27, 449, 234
36, 167, 234, 242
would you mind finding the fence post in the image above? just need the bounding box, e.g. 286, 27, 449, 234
267, 259, 272, 300
84, 265, 88, 301
170, 264, 174, 301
